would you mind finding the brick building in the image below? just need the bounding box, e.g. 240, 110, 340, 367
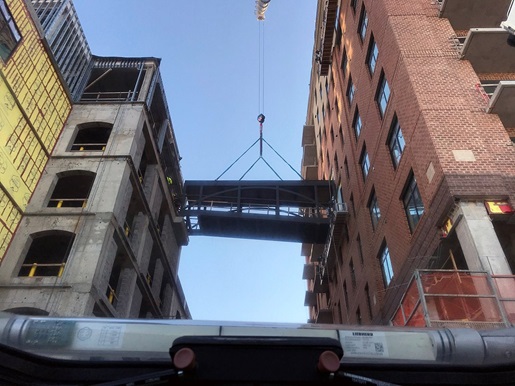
303, 0, 515, 328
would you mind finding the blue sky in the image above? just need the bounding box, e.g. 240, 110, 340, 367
73, 0, 317, 323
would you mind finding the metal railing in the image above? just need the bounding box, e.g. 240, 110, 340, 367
20, 263, 65, 277
48, 198, 87, 208
80, 91, 138, 102
106, 284, 118, 305
391, 270, 515, 328
70, 143, 107, 151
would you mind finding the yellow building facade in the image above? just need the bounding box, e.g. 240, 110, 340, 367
0, 0, 71, 258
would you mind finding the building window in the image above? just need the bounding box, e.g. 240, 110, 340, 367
0, 0, 21, 62
343, 281, 349, 310
356, 307, 362, 325
352, 108, 362, 138
379, 243, 394, 286
71, 122, 113, 151
333, 153, 339, 174
19, 232, 75, 277
350, 258, 356, 288
365, 284, 373, 319
351, 0, 358, 14
325, 79, 330, 95
322, 104, 326, 119
330, 125, 335, 143
338, 124, 344, 146
341, 47, 348, 75
376, 71, 391, 117
357, 234, 364, 265
366, 35, 379, 74
344, 157, 350, 179
349, 193, 355, 216
360, 147, 370, 180
358, 7, 368, 41
346, 75, 355, 105
368, 189, 381, 230
48, 172, 95, 208
403, 173, 424, 232
388, 115, 405, 168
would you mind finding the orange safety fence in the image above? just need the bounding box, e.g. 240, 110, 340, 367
392, 271, 513, 327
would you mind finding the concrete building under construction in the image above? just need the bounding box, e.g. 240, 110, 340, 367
303, 0, 515, 328
0, 0, 190, 319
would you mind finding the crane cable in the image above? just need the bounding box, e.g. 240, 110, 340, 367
258, 20, 265, 116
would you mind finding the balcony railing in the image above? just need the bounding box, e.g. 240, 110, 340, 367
48, 198, 87, 208
391, 269, 515, 329
19, 263, 66, 277
70, 143, 107, 151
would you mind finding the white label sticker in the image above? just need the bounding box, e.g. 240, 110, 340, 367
97, 325, 124, 348
340, 331, 389, 358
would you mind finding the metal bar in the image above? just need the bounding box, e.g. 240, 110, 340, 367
415, 271, 432, 327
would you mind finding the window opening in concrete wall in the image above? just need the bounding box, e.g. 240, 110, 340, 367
92, 303, 107, 317
366, 34, 378, 74
388, 115, 405, 168
379, 242, 394, 287
48, 172, 95, 208
124, 186, 145, 239
106, 252, 126, 307
346, 75, 355, 105
81, 65, 147, 102
376, 70, 391, 117
360, 146, 370, 180
18, 231, 75, 277
368, 188, 381, 230
352, 108, 362, 138
358, 6, 368, 41
71, 122, 112, 151
403, 173, 424, 232
0, 0, 21, 62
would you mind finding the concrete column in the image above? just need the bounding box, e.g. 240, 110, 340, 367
455, 202, 512, 275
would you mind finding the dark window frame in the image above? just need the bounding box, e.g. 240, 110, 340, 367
352, 108, 362, 138
375, 70, 391, 118
387, 115, 406, 168
0, 0, 22, 62
346, 75, 355, 106
368, 188, 381, 230
358, 6, 368, 42
360, 146, 370, 180
379, 242, 394, 287
366, 34, 379, 74
402, 172, 424, 232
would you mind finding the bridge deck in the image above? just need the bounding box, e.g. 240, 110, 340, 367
183, 180, 335, 243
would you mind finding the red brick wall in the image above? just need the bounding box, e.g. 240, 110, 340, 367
317, 0, 515, 325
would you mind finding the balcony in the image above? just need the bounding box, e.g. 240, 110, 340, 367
439, 0, 511, 30
302, 263, 315, 280
461, 28, 515, 73
391, 270, 515, 329
316, 308, 334, 324
485, 81, 515, 127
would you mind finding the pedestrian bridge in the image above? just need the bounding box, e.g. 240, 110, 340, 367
182, 180, 346, 243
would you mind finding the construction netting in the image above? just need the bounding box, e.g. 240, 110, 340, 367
392, 270, 515, 328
